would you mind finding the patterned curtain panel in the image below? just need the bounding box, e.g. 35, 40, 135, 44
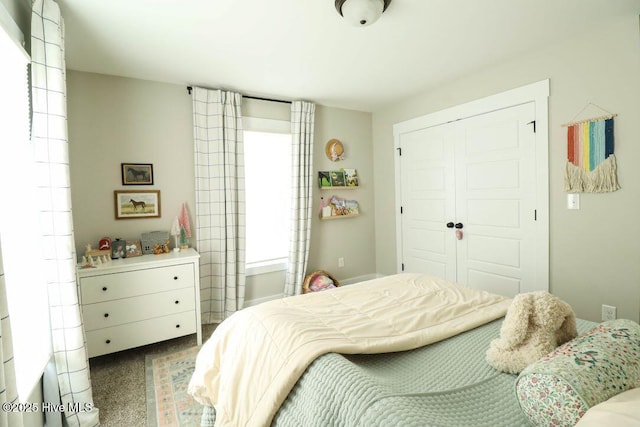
0, 248, 21, 427
31, 1, 99, 426
284, 101, 316, 297
192, 87, 246, 323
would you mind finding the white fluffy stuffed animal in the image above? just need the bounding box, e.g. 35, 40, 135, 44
486, 291, 578, 374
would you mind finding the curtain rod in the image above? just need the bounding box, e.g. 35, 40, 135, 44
186, 86, 292, 104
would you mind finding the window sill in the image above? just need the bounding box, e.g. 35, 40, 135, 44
246, 259, 287, 276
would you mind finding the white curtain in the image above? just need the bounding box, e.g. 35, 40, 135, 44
0, 7, 28, 426
284, 101, 316, 296
192, 87, 246, 323
0, 249, 21, 427
31, 1, 99, 426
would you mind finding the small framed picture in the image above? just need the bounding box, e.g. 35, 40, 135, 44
111, 239, 126, 259
114, 190, 161, 219
121, 163, 154, 185
125, 240, 142, 257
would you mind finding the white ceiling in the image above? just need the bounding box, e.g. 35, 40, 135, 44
57, 0, 640, 112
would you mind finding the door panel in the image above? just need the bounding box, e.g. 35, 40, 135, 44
467, 269, 521, 297
466, 160, 520, 190
467, 199, 520, 228
399, 123, 456, 281
455, 103, 536, 297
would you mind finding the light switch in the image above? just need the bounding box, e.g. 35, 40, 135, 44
567, 193, 580, 210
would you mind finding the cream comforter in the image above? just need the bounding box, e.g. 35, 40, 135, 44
188, 273, 511, 427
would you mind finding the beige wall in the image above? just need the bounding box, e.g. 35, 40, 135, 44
67, 72, 375, 302
372, 14, 640, 323
67, 71, 195, 252
308, 105, 375, 280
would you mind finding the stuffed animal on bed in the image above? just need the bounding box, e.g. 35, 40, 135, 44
486, 291, 578, 374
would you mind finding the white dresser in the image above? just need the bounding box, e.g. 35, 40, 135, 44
77, 248, 202, 357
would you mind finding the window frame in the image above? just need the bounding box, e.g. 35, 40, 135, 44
243, 116, 291, 277
0, 10, 53, 401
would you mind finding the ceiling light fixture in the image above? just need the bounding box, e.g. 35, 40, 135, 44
335, 0, 392, 27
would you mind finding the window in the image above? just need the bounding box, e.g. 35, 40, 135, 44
243, 117, 292, 275
0, 13, 52, 400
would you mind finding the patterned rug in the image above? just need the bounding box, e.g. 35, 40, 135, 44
146, 346, 203, 426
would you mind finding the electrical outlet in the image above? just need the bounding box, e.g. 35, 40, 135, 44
601, 304, 617, 321
338, 257, 345, 268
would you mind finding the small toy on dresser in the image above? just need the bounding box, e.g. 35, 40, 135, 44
81, 242, 112, 268
84, 241, 112, 260
152, 240, 170, 254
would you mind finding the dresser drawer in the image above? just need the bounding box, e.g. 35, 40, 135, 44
86, 311, 196, 357
82, 287, 195, 331
80, 263, 194, 304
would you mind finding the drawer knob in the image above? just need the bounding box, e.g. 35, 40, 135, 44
175, 300, 180, 304
102, 286, 108, 291
104, 313, 109, 318
173, 276, 178, 280
105, 339, 111, 344
176, 324, 180, 328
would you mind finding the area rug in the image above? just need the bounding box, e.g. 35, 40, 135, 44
146, 346, 203, 427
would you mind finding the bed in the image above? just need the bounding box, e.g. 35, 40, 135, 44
188, 274, 638, 427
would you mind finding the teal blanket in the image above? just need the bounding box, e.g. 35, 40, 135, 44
202, 318, 596, 427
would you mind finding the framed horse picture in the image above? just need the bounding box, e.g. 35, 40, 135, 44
121, 163, 154, 185
114, 190, 161, 219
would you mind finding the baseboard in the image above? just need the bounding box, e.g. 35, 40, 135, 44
340, 273, 385, 286
243, 293, 284, 308
243, 273, 384, 308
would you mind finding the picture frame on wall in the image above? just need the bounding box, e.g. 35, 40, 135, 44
121, 163, 154, 185
114, 190, 161, 219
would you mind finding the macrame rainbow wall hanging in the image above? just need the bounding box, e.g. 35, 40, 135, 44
563, 106, 620, 193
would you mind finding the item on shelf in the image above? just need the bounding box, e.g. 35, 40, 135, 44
153, 241, 170, 254
322, 195, 359, 218
85, 243, 111, 260
319, 197, 332, 218
343, 168, 359, 187
178, 202, 192, 249
318, 168, 359, 188
141, 231, 170, 254
98, 237, 112, 250
171, 217, 181, 252
111, 238, 125, 259
330, 170, 345, 187
126, 240, 143, 257
345, 199, 359, 215
318, 171, 332, 187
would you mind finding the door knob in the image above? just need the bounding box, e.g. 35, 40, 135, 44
455, 223, 463, 229
446, 222, 455, 228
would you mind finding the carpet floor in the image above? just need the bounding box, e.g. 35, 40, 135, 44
89, 324, 216, 427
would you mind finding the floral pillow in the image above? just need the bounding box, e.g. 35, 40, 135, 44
515, 319, 640, 427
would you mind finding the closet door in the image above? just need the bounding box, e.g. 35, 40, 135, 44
399, 122, 457, 281
454, 102, 536, 297
398, 102, 538, 297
